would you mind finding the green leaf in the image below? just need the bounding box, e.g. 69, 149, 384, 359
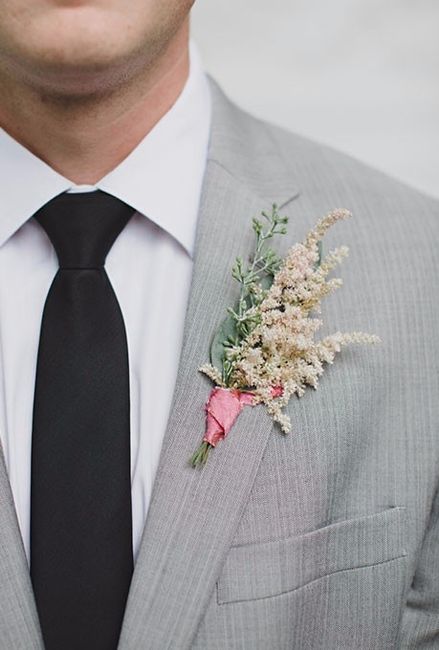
211, 271, 277, 372
210, 314, 239, 375
260, 274, 275, 291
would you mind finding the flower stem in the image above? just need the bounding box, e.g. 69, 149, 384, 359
189, 441, 212, 467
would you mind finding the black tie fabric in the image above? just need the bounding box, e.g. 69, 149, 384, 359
30, 190, 136, 650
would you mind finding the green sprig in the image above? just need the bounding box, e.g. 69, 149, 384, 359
216, 204, 289, 385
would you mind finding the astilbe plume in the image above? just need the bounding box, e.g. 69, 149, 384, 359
220, 208, 380, 432
193, 206, 381, 467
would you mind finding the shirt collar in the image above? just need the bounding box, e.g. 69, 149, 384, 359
0, 41, 211, 258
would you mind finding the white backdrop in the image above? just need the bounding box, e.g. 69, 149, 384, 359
192, 0, 438, 199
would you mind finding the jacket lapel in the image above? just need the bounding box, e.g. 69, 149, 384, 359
118, 81, 300, 649
0, 443, 44, 648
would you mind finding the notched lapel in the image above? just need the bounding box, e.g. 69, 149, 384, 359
119, 155, 299, 649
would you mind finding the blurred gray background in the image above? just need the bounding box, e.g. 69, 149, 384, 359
192, 0, 438, 199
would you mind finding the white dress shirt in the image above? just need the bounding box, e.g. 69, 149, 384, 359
0, 43, 211, 565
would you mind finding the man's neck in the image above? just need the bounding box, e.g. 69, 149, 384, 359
0, 27, 190, 185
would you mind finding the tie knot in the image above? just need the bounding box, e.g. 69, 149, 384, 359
33, 191, 135, 269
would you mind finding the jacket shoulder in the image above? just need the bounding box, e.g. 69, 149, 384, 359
208, 78, 438, 243
210, 77, 438, 213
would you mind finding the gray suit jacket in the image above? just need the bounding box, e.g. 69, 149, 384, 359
1, 78, 438, 649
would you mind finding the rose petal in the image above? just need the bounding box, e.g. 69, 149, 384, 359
203, 387, 255, 447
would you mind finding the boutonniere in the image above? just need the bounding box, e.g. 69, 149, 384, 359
190, 206, 381, 467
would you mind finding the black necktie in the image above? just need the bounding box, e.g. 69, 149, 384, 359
30, 190, 135, 650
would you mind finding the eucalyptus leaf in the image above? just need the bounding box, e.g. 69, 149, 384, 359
260, 274, 275, 291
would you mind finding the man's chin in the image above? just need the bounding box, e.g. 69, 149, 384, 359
0, 2, 190, 100
0, 7, 146, 94
2, 39, 146, 99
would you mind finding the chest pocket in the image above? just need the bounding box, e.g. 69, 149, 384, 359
217, 505, 407, 604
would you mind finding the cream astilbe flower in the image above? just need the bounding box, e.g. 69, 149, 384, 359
192, 206, 381, 468
226, 209, 381, 432
198, 363, 225, 387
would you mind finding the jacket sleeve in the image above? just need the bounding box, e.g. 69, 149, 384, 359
397, 482, 439, 648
